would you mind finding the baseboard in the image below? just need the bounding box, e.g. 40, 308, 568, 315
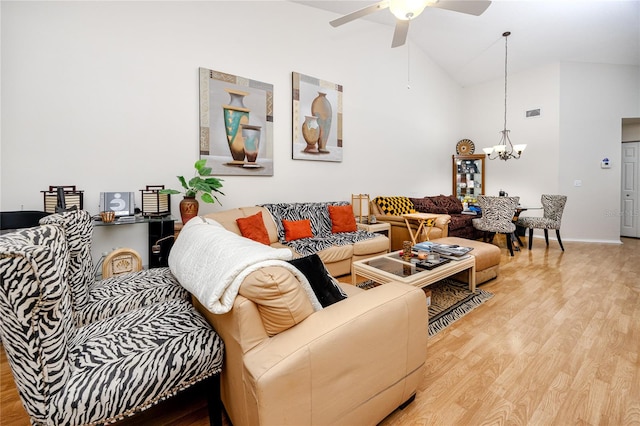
535, 236, 623, 245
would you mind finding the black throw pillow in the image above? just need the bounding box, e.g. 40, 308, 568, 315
288, 254, 347, 307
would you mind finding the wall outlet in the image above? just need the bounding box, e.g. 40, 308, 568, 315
574, 179, 582, 187
601, 158, 612, 169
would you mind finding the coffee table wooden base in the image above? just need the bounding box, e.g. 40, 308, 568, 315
352, 251, 476, 292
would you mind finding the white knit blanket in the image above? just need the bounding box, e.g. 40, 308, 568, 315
168, 217, 321, 314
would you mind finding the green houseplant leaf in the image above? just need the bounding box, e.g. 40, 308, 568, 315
160, 160, 224, 204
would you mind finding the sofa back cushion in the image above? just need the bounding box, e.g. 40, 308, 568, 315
372, 196, 416, 215
261, 202, 350, 242
238, 266, 314, 336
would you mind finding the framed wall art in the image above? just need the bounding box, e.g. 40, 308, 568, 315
292, 72, 342, 162
199, 67, 274, 176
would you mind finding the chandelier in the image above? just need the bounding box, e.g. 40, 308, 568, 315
483, 31, 526, 161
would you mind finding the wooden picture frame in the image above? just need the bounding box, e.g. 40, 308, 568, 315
292, 72, 343, 162
199, 67, 274, 176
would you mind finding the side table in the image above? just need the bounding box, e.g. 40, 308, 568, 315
401, 213, 439, 245
357, 222, 391, 252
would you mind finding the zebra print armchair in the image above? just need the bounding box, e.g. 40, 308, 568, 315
472, 196, 520, 256
516, 194, 567, 251
0, 224, 224, 425
40, 210, 189, 326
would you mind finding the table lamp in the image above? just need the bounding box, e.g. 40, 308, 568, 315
351, 194, 370, 224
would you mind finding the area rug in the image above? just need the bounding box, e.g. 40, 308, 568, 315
356, 279, 493, 337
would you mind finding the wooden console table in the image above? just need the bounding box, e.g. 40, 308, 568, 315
94, 216, 175, 268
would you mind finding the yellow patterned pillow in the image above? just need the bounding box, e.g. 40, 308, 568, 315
374, 196, 416, 215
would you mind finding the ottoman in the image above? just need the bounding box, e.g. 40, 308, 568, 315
431, 237, 501, 285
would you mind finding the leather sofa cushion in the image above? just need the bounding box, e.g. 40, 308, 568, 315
353, 235, 389, 256
238, 266, 314, 336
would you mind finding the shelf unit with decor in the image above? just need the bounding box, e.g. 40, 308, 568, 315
452, 154, 485, 203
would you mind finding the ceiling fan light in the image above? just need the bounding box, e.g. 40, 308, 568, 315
389, 0, 427, 20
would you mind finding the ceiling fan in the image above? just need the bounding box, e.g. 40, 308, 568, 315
330, 0, 492, 48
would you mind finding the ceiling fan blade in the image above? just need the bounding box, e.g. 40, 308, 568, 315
391, 19, 410, 48
329, 1, 389, 27
430, 0, 492, 16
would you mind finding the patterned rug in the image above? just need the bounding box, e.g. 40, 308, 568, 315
356, 279, 493, 337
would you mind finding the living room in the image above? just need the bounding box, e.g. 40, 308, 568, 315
1, 1, 640, 425
2, 1, 639, 256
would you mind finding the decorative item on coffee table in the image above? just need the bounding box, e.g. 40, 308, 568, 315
402, 240, 412, 262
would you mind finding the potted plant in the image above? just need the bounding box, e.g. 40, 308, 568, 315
161, 159, 224, 224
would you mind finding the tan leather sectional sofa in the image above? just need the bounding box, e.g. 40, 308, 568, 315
193, 275, 427, 426
175, 207, 429, 425
204, 205, 389, 277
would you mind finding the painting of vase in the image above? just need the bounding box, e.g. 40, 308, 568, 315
198, 67, 274, 176
222, 88, 250, 164
291, 72, 343, 162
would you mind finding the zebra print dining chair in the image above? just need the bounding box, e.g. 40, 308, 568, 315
40, 209, 189, 326
472, 196, 520, 256
516, 194, 567, 251
0, 223, 224, 426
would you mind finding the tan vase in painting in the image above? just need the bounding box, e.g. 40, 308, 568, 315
311, 92, 332, 153
179, 196, 199, 224
301, 115, 320, 153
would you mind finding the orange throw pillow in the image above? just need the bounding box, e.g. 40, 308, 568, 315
236, 211, 271, 245
283, 219, 313, 241
328, 205, 357, 233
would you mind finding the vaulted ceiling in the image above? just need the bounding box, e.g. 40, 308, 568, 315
294, 1, 640, 87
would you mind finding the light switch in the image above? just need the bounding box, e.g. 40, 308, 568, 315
574, 180, 582, 187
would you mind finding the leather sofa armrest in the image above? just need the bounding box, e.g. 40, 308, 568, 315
242, 282, 427, 425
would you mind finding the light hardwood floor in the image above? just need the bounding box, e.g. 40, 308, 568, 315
2, 237, 639, 425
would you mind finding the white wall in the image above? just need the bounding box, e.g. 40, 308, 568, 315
1, 1, 463, 264
463, 61, 640, 244
559, 62, 640, 243
462, 63, 561, 207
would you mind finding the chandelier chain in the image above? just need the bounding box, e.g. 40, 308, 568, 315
503, 32, 508, 132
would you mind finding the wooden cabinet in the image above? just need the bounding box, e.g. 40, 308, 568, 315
452, 154, 485, 202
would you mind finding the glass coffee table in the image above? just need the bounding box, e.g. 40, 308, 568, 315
352, 251, 476, 292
